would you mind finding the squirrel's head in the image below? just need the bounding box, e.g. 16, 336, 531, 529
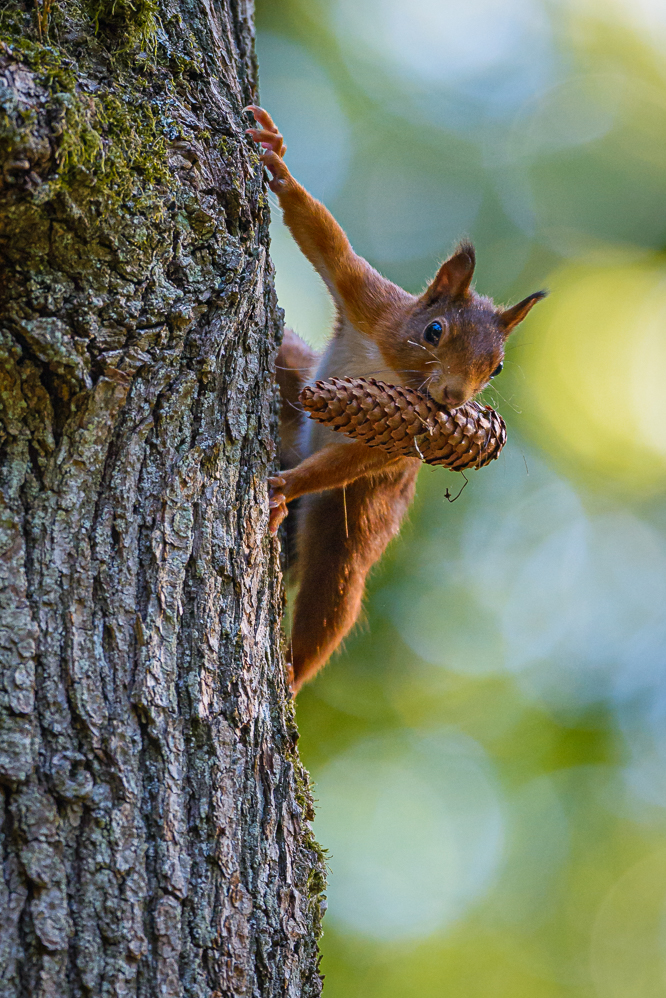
383, 242, 547, 408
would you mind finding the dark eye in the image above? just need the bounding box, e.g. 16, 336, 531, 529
490, 362, 503, 378
424, 321, 443, 345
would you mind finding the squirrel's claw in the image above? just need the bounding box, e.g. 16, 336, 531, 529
245, 127, 287, 157
244, 106, 286, 157
244, 108, 289, 191
260, 151, 290, 191
244, 105, 277, 131
268, 476, 288, 534
268, 499, 288, 534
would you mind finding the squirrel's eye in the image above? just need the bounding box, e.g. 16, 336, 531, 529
424, 321, 443, 345
490, 362, 503, 378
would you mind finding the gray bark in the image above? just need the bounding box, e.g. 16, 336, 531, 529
0, 1, 325, 995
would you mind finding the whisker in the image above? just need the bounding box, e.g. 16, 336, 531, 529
267, 191, 282, 213
415, 341, 440, 365
406, 339, 438, 366
324, 368, 430, 380
483, 382, 522, 414
408, 342, 440, 366
282, 398, 308, 415
417, 374, 435, 395
503, 360, 527, 382
275, 364, 318, 372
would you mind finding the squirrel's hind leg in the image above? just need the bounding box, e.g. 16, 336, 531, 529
289, 459, 419, 691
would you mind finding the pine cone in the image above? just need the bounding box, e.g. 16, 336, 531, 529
299, 377, 506, 471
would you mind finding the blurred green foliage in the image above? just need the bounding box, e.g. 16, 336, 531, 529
254, 0, 666, 994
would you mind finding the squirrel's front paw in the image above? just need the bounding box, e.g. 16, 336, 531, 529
268, 475, 288, 535
244, 106, 290, 192
260, 151, 290, 192
244, 106, 286, 157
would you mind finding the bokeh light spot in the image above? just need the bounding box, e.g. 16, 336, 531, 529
591, 849, 666, 997
314, 731, 503, 940
517, 257, 666, 490
365, 159, 482, 264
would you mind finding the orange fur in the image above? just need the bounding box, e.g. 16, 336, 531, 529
269, 441, 404, 522
246, 105, 546, 691
276, 179, 411, 338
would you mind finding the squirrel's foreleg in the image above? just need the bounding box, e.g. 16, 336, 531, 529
289, 460, 419, 691
245, 106, 410, 338
268, 441, 404, 534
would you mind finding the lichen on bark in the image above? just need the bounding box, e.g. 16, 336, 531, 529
0, 0, 326, 995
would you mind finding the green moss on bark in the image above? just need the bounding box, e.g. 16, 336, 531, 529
56, 91, 170, 196
88, 0, 159, 49
0, 34, 172, 224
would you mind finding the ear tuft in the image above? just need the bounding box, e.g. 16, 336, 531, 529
499, 289, 548, 336
422, 241, 476, 303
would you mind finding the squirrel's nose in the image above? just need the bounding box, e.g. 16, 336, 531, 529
442, 385, 467, 409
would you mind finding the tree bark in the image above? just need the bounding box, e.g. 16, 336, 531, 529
0, 2, 325, 996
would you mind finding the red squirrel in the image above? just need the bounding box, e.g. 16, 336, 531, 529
245, 106, 546, 693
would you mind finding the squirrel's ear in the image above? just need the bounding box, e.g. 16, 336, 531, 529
499, 290, 548, 336
422, 242, 476, 303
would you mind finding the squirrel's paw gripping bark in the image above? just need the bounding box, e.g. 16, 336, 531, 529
244, 105, 286, 155
245, 105, 290, 191
268, 475, 288, 535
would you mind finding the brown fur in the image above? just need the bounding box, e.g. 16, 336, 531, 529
276, 328, 318, 468
246, 105, 546, 691
290, 460, 419, 690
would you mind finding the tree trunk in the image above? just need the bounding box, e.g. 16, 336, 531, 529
0, 2, 325, 996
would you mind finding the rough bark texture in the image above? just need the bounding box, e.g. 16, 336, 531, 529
0, 1, 326, 995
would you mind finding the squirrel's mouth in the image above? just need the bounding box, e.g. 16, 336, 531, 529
398, 374, 470, 411
428, 381, 471, 410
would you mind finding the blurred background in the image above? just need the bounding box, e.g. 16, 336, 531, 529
254, 0, 666, 994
